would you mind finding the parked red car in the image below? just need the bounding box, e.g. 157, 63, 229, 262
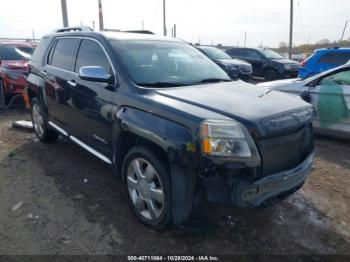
0, 41, 35, 107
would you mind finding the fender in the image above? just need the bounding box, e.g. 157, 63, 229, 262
115, 106, 198, 225
116, 106, 197, 166
26, 73, 47, 106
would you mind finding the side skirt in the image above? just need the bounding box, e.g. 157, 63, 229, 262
48, 121, 112, 165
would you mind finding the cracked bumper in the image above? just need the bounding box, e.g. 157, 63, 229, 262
234, 152, 315, 207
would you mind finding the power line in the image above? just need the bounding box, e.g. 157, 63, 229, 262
340, 20, 348, 42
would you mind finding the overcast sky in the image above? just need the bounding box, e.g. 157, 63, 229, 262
0, 0, 349, 47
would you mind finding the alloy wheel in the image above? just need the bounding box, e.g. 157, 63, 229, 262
127, 158, 165, 221
32, 103, 44, 137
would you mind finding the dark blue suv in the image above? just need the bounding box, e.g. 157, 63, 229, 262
26, 27, 315, 230
299, 47, 350, 78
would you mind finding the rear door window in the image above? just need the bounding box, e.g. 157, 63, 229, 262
49, 38, 80, 71
74, 39, 111, 74
246, 50, 261, 59
228, 49, 246, 57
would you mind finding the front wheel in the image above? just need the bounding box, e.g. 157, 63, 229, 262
0, 80, 5, 109
31, 98, 59, 143
264, 69, 278, 81
122, 146, 172, 230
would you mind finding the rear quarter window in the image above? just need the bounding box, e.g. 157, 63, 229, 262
31, 38, 49, 63
318, 52, 350, 66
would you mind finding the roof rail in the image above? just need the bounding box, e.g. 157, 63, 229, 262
103, 29, 154, 35
123, 30, 155, 35
103, 29, 122, 32
52, 26, 94, 33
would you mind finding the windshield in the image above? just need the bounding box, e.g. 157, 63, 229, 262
110, 40, 230, 87
1, 46, 33, 61
199, 47, 232, 60
259, 49, 284, 59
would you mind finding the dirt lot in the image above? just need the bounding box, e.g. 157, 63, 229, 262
0, 110, 350, 256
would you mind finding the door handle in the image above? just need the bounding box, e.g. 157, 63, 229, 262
67, 80, 77, 87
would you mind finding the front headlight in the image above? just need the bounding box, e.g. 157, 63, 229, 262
2, 68, 23, 80
229, 65, 238, 71
284, 64, 293, 70
200, 120, 252, 157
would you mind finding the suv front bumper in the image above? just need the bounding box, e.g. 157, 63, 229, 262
233, 152, 314, 207
199, 153, 314, 207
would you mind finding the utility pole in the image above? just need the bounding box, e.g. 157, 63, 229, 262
244, 31, 247, 47
340, 20, 348, 42
163, 0, 167, 36
92, 21, 95, 31
289, 0, 294, 59
98, 0, 104, 31
61, 0, 69, 27
173, 24, 177, 37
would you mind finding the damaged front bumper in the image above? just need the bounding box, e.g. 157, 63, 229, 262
233, 152, 314, 207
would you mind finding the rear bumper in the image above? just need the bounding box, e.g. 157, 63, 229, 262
234, 152, 314, 207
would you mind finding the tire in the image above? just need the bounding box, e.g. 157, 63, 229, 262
30, 97, 59, 143
122, 146, 172, 230
0, 80, 5, 109
264, 69, 278, 81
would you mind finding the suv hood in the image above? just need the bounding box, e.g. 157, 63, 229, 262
257, 78, 306, 89
272, 58, 299, 65
1, 60, 28, 71
216, 58, 251, 67
155, 81, 310, 123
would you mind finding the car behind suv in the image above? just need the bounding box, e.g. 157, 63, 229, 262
196, 46, 252, 80
226, 47, 300, 81
299, 47, 350, 79
0, 41, 34, 107
26, 27, 315, 230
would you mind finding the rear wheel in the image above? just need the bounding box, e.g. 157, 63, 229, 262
31, 98, 59, 143
0, 80, 4, 109
122, 146, 172, 230
264, 69, 278, 81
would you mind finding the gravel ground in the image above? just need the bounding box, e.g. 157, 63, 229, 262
0, 111, 349, 256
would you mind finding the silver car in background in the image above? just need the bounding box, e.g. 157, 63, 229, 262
258, 64, 350, 139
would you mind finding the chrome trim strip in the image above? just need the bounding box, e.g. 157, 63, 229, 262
67, 80, 77, 87
70, 135, 112, 165
48, 121, 68, 136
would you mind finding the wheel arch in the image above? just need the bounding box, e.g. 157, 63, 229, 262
113, 106, 198, 225
26, 74, 46, 107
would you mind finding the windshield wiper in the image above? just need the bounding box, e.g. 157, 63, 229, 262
199, 78, 232, 83
137, 82, 187, 88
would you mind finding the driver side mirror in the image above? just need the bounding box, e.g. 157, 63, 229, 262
79, 66, 113, 83
301, 91, 312, 103
306, 79, 318, 88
